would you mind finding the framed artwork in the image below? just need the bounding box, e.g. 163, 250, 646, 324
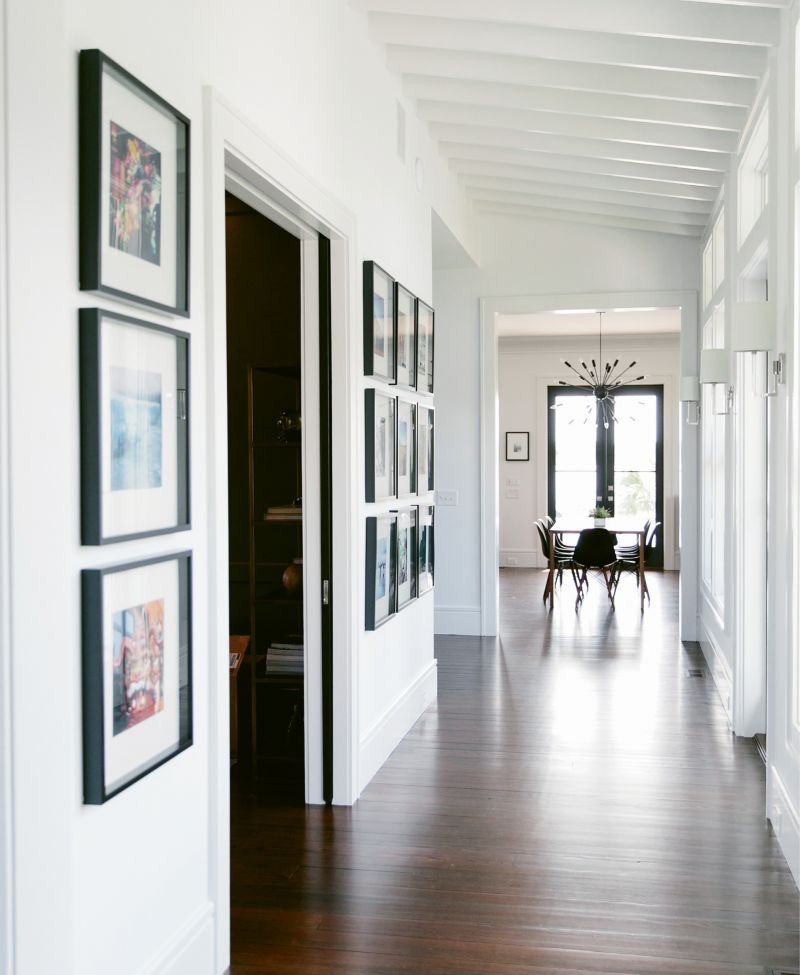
418, 505, 435, 594
395, 282, 416, 391
416, 298, 434, 395
395, 506, 418, 610
79, 49, 190, 316
396, 398, 417, 497
363, 261, 395, 383
366, 514, 397, 630
506, 431, 530, 461
417, 405, 435, 494
365, 389, 396, 502
82, 551, 192, 804
80, 308, 190, 544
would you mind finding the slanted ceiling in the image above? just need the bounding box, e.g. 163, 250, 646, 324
354, 0, 784, 237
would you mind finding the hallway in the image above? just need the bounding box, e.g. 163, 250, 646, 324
230, 571, 800, 974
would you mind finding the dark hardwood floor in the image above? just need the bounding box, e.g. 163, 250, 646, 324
230, 569, 800, 974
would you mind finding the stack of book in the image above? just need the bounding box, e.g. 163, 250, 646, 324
265, 641, 304, 676
264, 504, 302, 523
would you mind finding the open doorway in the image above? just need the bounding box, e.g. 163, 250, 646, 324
224, 188, 332, 803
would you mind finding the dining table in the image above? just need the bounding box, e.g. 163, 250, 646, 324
543, 517, 650, 612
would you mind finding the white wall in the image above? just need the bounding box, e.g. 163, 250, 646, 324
693, 7, 800, 886
2, 2, 479, 973
434, 215, 699, 634
498, 333, 680, 571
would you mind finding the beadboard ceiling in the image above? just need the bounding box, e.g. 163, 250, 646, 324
354, 0, 784, 237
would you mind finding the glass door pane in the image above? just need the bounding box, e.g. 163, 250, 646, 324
552, 393, 597, 519
612, 393, 657, 521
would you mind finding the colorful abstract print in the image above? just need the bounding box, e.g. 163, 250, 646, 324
109, 122, 162, 265
112, 599, 165, 735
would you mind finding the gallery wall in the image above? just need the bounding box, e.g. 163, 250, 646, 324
2, 1, 479, 974
498, 333, 681, 572
433, 214, 699, 635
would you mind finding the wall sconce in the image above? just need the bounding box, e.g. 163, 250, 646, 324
699, 349, 733, 415
731, 301, 782, 397
679, 375, 700, 426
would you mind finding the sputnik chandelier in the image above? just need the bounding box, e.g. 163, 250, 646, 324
553, 311, 646, 429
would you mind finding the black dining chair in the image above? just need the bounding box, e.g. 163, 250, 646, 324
572, 528, 621, 611
535, 520, 576, 597
615, 520, 660, 588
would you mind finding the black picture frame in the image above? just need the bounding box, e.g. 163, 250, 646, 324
363, 261, 396, 383
365, 388, 397, 502
365, 513, 397, 630
395, 281, 417, 391
80, 308, 190, 544
396, 397, 417, 498
417, 504, 435, 594
394, 506, 418, 610
417, 405, 435, 494
79, 49, 190, 316
82, 551, 193, 804
505, 431, 530, 462
416, 298, 434, 395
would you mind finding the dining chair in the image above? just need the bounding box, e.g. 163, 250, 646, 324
535, 520, 576, 597
571, 528, 621, 611
615, 520, 660, 588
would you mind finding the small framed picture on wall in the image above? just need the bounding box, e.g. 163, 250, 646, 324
81, 550, 192, 804
395, 506, 418, 611
418, 504, 435, 594
366, 513, 397, 630
365, 388, 397, 502
505, 431, 529, 462
396, 398, 417, 498
395, 282, 416, 391
80, 308, 190, 545
417, 406, 434, 494
79, 49, 190, 316
416, 299, 434, 395
363, 261, 396, 383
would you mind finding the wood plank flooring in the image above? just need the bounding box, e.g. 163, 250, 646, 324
230, 569, 800, 974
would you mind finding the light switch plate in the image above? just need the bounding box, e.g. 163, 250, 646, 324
436, 490, 458, 506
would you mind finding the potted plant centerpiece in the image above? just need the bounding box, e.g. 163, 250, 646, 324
589, 505, 611, 528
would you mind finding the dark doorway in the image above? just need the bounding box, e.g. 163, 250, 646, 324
225, 191, 333, 800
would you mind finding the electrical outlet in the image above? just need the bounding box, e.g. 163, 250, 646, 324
506, 488, 520, 499
507, 556, 518, 566
436, 490, 458, 506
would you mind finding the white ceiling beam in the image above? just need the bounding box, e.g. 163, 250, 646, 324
368, 14, 766, 77
473, 200, 702, 237
354, 0, 779, 47
430, 123, 730, 171
450, 159, 719, 201
460, 174, 714, 213
386, 46, 757, 107
419, 101, 738, 153
402, 75, 747, 131
442, 143, 725, 187
466, 186, 709, 226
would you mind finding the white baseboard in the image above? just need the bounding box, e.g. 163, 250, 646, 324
698, 619, 733, 723
358, 660, 437, 794
768, 764, 800, 888
500, 548, 541, 568
136, 902, 215, 975
434, 605, 481, 635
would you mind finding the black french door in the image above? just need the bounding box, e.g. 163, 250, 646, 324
547, 385, 664, 567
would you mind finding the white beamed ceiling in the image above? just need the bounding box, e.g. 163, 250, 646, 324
354, 0, 785, 236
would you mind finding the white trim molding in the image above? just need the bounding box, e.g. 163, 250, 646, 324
0, 0, 14, 968
699, 615, 734, 725
203, 87, 360, 975
767, 764, 800, 887
434, 605, 483, 634
480, 289, 699, 640
135, 903, 215, 975
358, 661, 437, 793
